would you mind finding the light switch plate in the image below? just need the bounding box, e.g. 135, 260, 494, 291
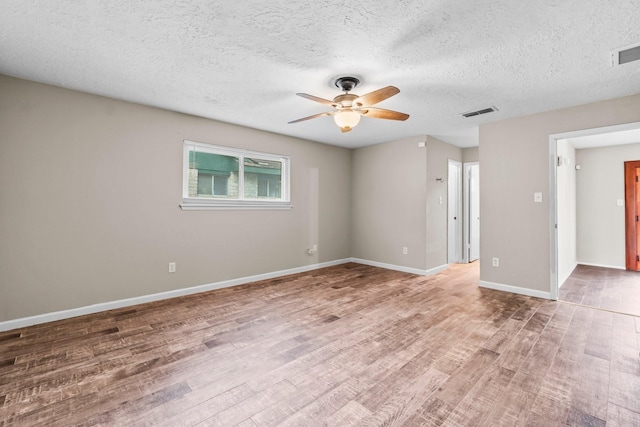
534, 192, 543, 203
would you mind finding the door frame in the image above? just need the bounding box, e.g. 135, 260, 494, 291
464, 162, 480, 263
549, 121, 640, 300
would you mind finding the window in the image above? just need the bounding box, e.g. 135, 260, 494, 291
181, 141, 291, 210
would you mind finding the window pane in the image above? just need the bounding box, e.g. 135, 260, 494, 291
258, 175, 281, 198
197, 172, 213, 195
213, 175, 228, 196
244, 157, 282, 199
188, 150, 239, 198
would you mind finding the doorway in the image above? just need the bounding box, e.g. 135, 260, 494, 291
464, 162, 480, 262
448, 160, 462, 263
550, 122, 640, 314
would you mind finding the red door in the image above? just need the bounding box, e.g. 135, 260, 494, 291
625, 161, 640, 271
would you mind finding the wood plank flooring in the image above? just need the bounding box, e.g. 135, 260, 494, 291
560, 264, 640, 317
1, 262, 639, 426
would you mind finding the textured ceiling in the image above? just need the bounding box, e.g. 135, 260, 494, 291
1, 1, 639, 148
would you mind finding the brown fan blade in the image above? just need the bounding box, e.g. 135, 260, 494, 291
296, 93, 337, 106
357, 107, 409, 121
353, 86, 400, 107
288, 111, 333, 124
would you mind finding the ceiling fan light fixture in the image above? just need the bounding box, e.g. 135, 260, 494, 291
289, 78, 408, 132
333, 110, 361, 132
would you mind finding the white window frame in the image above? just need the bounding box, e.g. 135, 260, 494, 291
180, 140, 292, 210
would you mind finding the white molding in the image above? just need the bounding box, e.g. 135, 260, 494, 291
577, 262, 626, 270
349, 258, 448, 277
463, 162, 480, 264
180, 201, 293, 210
426, 264, 449, 276
479, 280, 551, 300
0, 259, 351, 332
549, 134, 559, 300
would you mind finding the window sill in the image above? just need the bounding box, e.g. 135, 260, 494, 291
180, 199, 293, 211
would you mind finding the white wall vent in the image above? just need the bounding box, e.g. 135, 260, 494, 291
611, 42, 640, 66
461, 106, 498, 118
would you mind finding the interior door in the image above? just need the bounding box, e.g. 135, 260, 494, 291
448, 160, 462, 263
624, 160, 640, 271
468, 164, 480, 262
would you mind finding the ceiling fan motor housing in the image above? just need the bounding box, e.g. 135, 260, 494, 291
335, 77, 360, 93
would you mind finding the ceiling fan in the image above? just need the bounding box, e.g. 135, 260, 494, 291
288, 77, 409, 133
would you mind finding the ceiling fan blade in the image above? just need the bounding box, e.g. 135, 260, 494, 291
357, 107, 409, 121
296, 93, 337, 106
288, 111, 333, 124
353, 86, 400, 107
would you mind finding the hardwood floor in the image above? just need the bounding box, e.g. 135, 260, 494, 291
1, 262, 639, 426
560, 264, 640, 317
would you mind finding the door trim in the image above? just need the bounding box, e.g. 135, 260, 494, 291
464, 162, 479, 263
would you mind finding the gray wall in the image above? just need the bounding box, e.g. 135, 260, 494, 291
426, 136, 462, 269
576, 142, 640, 268
351, 137, 427, 270
0, 75, 352, 322
462, 146, 479, 163
350, 136, 462, 272
480, 93, 640, 294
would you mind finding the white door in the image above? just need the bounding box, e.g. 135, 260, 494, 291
467, 163, 480, 262
448, 160, 462, 263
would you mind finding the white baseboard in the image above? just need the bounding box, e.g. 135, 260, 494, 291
349, 258, 448, 277
0, 258, 452, 332
577, 262, 626, 270
0, 259, 351, 332
426, 264, 450, 276
479, 280, 551, 300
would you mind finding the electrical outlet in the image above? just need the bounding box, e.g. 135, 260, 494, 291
169, 262, 176, 273
492, 257, 499, 267
402, 247, 408, 255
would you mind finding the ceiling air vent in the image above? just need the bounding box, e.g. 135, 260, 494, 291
461, 106, 498, 118
612, 42, 640, 66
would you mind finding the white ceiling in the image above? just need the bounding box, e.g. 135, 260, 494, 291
567, 127, 640, 150
1, 1, 639, 149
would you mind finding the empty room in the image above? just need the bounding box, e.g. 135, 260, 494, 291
1, 1, 639, 426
